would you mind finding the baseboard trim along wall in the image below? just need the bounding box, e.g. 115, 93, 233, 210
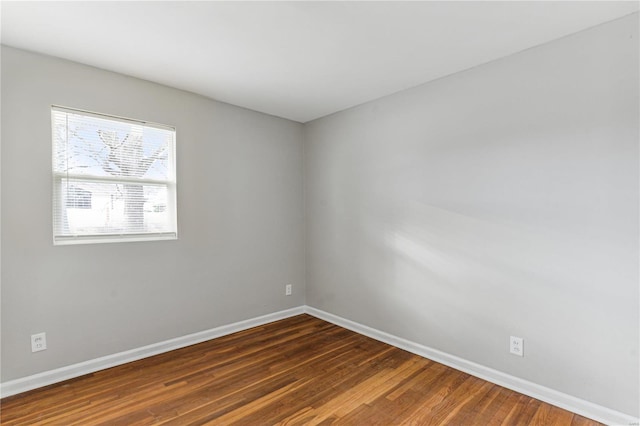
304, 306, 639, 426
0, 306, 305, 399
1, 305, 637, 425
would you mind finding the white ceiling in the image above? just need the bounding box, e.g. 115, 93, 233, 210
1, 1, 638, 123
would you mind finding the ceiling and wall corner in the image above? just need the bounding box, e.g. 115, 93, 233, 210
1, 1, 638, 122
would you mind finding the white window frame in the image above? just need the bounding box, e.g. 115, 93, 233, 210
52, 105, 177, 245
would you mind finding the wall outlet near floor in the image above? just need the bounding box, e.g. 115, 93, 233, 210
510, 336, 523, 357
31, 332, 47, 352
285, 284, 292, 296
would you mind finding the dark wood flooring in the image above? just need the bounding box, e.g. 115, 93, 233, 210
0, 314, 601, 425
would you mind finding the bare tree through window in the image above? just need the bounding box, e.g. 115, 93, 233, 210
52, 107, 176, 244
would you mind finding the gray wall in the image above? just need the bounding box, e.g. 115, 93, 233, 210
304, 14, 639, 416
1, 46, 305, 381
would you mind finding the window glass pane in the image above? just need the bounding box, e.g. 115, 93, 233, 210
53, 110, 173, 181
52, 106, 177, 244
55, 179, 172, 236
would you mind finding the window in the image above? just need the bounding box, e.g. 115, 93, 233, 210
52, 106, 177, 245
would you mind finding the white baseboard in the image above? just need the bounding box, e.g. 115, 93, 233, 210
0, 306, 304, 399
2, 305, 637, 426
303, 306, 639, 426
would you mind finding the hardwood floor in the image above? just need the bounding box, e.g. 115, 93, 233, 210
1, 315, 601, 425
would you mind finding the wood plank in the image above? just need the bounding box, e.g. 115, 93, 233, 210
0, 315, 603, 425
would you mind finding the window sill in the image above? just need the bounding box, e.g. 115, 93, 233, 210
53, 232, 177, 246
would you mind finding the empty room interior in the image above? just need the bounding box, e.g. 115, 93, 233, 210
1, 1, 638, 425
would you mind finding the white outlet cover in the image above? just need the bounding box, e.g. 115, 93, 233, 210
510, 336, 524, 357
31, 332, 47, 352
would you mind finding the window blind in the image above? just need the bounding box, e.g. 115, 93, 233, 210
52, 106, 177, 244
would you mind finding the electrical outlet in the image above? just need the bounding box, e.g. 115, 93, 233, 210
510, 336, 523, 357
285, 284, 292, 296
31, 332, 47, 352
